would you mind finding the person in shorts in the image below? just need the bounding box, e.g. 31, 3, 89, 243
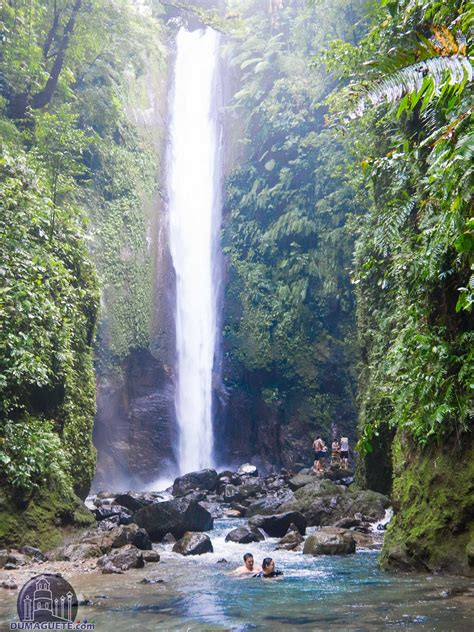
340, 436, 349, 469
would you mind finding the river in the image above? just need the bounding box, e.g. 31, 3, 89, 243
1, 518, 473, 631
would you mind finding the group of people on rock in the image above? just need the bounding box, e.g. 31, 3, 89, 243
231, 553, 283, 579
312, 435, 350, 473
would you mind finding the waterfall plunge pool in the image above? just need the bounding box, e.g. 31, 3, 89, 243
1, 519, 473, 631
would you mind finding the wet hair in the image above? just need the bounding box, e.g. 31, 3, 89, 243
243, 553, 253, 562
316, 435, 321, 439
262, 557, 273, 569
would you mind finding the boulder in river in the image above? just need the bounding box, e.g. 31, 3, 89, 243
172, 532, 213, 556
113, 493, 150, 513
223, 484, 243, 502
249, 511, 307, 537
97, 544, 145, 570
133, 498, 213, 541
19, 546, 47, 562
303, 528, 356, 555
225, 526, 265, 544
172, 469, 218, 497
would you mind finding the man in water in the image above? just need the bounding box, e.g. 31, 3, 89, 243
231, 552, 261, 575
253, 557, 283, 579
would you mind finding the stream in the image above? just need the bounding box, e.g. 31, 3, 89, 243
1, 518, 473, 631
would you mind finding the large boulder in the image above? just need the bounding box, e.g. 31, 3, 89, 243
113, 493, 150, 513
249, 512, 307, 537
172, 532, 213, 556
303, 528, 356, 555
97, 544, 145, 570
225, 526, 265, 544
172, 469, 218, 497
51, 542, 103, 562
133, 498, 213, 541
238, 481, 264, 499
246, 490, 294, 518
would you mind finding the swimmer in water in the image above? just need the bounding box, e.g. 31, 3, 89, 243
231, 552, 261, 575
253, 557, 283, 579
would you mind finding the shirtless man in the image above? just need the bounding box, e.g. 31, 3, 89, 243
231, 552, 261, 575
312, 435, 326, 473
340, 436, 349, 469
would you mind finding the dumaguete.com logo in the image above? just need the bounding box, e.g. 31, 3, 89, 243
10, 574, 95, 630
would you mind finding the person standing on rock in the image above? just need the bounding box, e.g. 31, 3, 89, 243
340, 436, 349, 469
312, 435, 326, 473
331, 438, 340, 465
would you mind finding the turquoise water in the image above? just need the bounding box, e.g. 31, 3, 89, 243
1, 519, 473, 631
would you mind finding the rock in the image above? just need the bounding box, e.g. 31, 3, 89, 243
162, 533, 176, 544
55, 543, 103, 562
5, 551, 30, 567
172, 532, 213, 556
1, 579, 18, 589
223, 484, 242, 502
249, 512, 307, 537
97, 544, 145, 571
113, 493, 149, 513
19, 546, 47, 561
237, 463, 258, 477
246, 496, 286, 518
238, 481, 263, 499
98, 516, 120, 530
142, 550, 160, 562
230, 502, 248, 516
217, 558, 228, 563
140, 578, 164, 584
133, 498, 213, 541
198, 501, 224, 518
303, 528, 356, 555
225, 526, 265, 544
101, 562, 124, 574
333, 517, 362, 529
172, 469, 218, 497
223, 509, 241, 517
97, 491, 116, 500
288, 474, 316, 491
276, 526, 304, 551
100, 523, 152, 551
94, 504, 133, 525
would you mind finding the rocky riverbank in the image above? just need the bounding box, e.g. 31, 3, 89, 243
1, 463, 392, 590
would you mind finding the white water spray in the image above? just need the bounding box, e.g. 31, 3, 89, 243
168, 27, 222, 474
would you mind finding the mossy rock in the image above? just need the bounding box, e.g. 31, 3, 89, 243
381, 431, 474, 576
0, 487, 95, 552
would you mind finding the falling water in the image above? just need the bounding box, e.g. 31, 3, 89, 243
168, 27, 222, 474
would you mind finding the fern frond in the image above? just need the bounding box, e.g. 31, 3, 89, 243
351, 55, 472, 118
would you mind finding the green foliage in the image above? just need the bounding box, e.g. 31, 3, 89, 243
323, 0, 473, 452
222, 0, 363, 435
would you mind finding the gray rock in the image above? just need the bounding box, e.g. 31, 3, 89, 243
246, 496, 286, 518
19, 546, 47, 562
225, 526, 265, 544
142, 550, 160, 562
172, 469, 218, 497
223, 484, 242, 502
53, 543, 103, 562
238, 481, 264, 498
113, 493, 149, 513
198, 501, 224, 519
97, 544, 145, 570
249, 512, 307, 537
276, 526, 304, 551
172, 532, 213, 556
288, 474, 316, 491
1, 579, 18, 589
303, 528, 356, 555
237, 463, 258, 477
162, 533, 176, 544
0, 549, 10, 568
101, 562, 124, 574
133, 498, 213, 541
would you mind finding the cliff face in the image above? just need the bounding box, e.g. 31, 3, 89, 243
380, 431, 474, 577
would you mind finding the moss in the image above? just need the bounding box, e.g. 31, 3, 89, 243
0, 487, 95, 552
381, 430, 474, 576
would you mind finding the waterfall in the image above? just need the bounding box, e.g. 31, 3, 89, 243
168, 27, 222, 475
